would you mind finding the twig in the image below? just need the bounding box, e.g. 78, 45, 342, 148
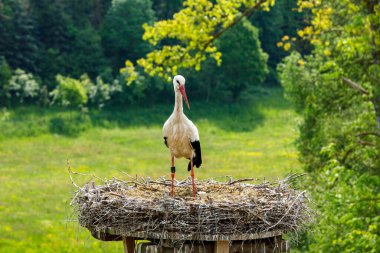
228, 178, 257, 185
109, 192, 125, 198
342, 77, 370, 95
67, 160, 80, 189
202, 0, 267, 50
266, 191, 306, 230
356, 131, 380, 138
358, 140, 376, 146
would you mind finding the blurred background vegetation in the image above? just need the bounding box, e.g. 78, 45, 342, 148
0, 0, 307, 107
0, 0, 379, 252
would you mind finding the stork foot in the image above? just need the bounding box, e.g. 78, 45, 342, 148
190, 159, 197, 200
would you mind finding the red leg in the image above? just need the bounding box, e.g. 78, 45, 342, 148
170, 157, 175, 198
190, 158, 197, 200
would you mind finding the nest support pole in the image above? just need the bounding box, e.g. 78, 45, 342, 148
123, 237, 135, 253
213, 241, 229, 253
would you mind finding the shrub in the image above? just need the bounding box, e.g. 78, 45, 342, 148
7, 68, 40, 104
277, 52, 311, 113
50, 75, 88, 108
51, 74, 122, 109
80, 74, 122, 108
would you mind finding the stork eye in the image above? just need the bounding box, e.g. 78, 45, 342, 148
176, 80, 180, 84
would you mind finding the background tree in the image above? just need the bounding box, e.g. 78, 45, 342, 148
151, 0, 184, 20
30, 0, 72, 86
0, 0, 306, 106
64, 0, 112, 28
177, 18, 269, 102
216, 18, 268, 101
0, 0, 39, 73
122, 0, 275, 81
0, 0, 305, 104
0, 57, 12, 105
64, 25, 107, 79
101, 0, 155, 72
32, 0, 108, 86
250, 0, 308, 85
279, 0, 380, 251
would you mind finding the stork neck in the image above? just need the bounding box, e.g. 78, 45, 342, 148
173, 90, 183, 115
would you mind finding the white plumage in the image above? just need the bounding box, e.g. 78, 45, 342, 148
162, 75, 202, 199
162, 110, 199, 159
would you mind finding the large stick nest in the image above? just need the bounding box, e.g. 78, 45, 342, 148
71, 174, 312, 241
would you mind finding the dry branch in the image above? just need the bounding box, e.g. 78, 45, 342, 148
342, 77, 370, 95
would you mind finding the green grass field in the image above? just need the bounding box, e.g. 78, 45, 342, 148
0, 88, 300, 252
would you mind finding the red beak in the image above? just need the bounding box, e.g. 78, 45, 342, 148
179, 85, 190, 109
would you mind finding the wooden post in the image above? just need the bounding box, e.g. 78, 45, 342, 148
123, 236, 135, 253
214, 241, 229, 253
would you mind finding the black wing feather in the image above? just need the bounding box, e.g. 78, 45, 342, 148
188, 140, 202, 171
163, 137, 168, 148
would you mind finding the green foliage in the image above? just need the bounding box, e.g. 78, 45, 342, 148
278, 52, 309, 112
304, 169, 380, 253
122, 0, 275, 81
111, 70, 168, 105
0, 0, 110, 86
31, 0, 73, 85
0, 57, 12, 86
280, 0, 380, 252
152, 0, 184, 20
251, 0, 306, 85
284, 0, 380, 171
0, 57, 12, 103
63, 0, 112, 27
0, 1, 40, 73
30, 0, 107, 84
50, 74, 122, 108
101, 0, 155, 71
80, 74, 122, 108
217, 19, 268, 100
65, 25, 108, 78
31, 0, 71, 51
51, 75, 88, 108
182, 19, 268, 102
1, 0, 303, 103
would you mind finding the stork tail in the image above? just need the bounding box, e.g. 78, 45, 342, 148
188, 140, 202, 171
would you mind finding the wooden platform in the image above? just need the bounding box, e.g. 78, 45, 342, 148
91, 229, 289, 253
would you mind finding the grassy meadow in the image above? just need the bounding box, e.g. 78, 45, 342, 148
0, 88, 300, 252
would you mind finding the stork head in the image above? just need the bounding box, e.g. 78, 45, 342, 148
173, 75, 190, 109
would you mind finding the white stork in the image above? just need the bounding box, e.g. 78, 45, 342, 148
162, 75, 202, 199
